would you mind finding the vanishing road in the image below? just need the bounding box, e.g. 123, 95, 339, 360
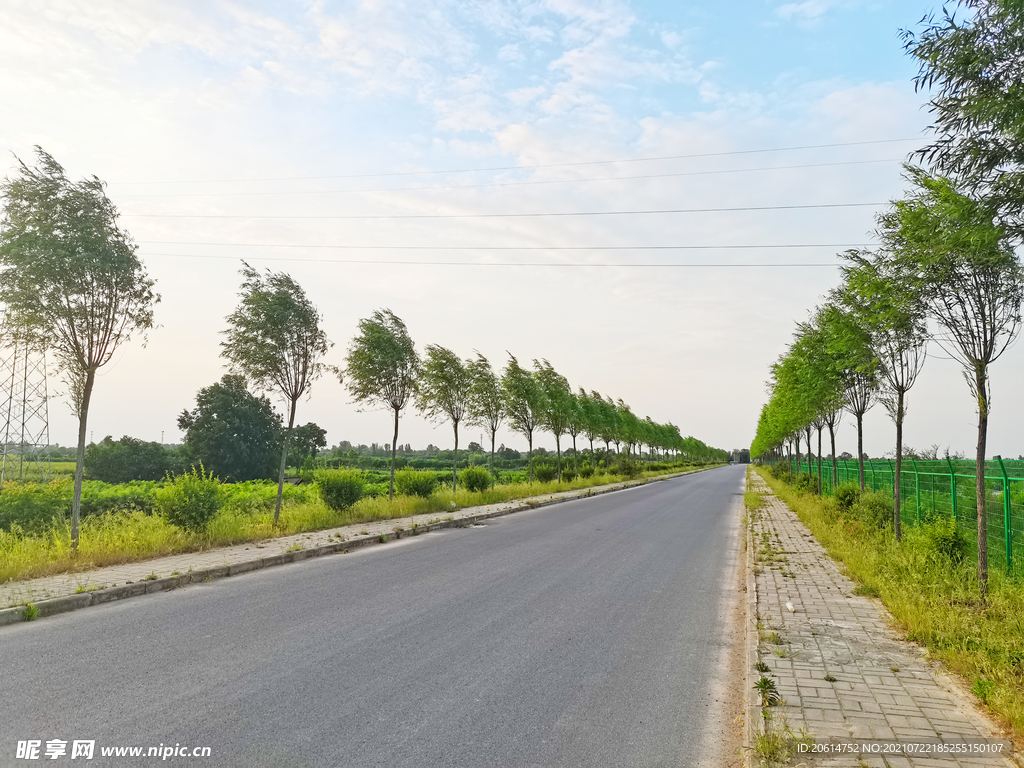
2, 464, 745, 767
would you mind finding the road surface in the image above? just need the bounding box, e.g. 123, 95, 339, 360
2, 464, 746, 767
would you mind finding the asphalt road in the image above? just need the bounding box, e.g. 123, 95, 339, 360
1, 464, 745, 768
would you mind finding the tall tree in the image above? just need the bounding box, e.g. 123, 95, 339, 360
222, 263, 331, 522
534, 360, 572, 481
880, 170, 1024, 594
0, 148, 157, 550
837, 249, 929, 538
903, 0, 1024, 236
564, 391, 584, 471
501, 354, 544, 483
467, 352, 503, 482
416, 344, 472, 491
820, 302, 879, 490
344, 309, 419, 499
579, 389, 601, 465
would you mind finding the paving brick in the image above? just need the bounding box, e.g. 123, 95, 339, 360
746, 473, 1014, 768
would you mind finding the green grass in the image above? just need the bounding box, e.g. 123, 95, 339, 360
754, 465, 1024, 744
0, 464, 717, 585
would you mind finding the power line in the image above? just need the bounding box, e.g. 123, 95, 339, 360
112, 137, 921, 185
114, 158, 902, 199
142, 251, 840, 267
140, 241, 872, 250
124, 202, 884, 220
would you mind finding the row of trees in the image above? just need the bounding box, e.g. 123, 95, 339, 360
752, 0, 1024, 596
344, 309, 726, 499
0, 150, 724, 547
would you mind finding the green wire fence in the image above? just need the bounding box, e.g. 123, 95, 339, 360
779, 456, 1024, 575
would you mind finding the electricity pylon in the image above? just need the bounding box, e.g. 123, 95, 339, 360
0, 323, 51, 482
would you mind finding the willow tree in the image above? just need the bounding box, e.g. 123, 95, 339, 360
903, 0, 1024, 236
0, 148, 157, 550
344, 309, 419, 499
820, 302, 879, 490
534, 360, 572, 481
880, 170, 1024, 593
467, 352, 503, 481
416, 344, 472, 490
837, 249, 928, 538
222, 263, 331, 522
501, 354, 544, 483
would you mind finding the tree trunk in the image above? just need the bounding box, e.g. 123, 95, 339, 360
975, 366, 989, 598
572, 433, 578, 471
816, 426, 823, 496
389, 407, 400, 500
556, 434, 562, 482
71, 368, 96, 551
828, 421, 838, 489
856, 412, 865, 491
527, 430, 534, 483
795, 434, 801, 480
452, 420, 459, 491
894, 388, 904, 542
489, 427, 496, 486
274, 396, 298, 523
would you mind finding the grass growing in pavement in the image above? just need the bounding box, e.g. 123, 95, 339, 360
754, 466, 1024, 744
0, 465, 717, 585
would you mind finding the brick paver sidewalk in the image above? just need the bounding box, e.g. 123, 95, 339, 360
0, 476, 655, 611
748, 473, 1018, 768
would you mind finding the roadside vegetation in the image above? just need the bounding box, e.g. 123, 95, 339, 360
0, 461, 716, 585
754, 466, 1024, 743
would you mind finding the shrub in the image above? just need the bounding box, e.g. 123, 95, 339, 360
923, 515, 969, 563
853, 490, 893, 531
561, 468, 577, 482
617, 455, 641, 479
156, 466, 222, 533
577, 463, 594, 479
459, 466, 492, 493
793, 473, 819, 494
395, 469, 437, 498
534, 463, 557, 483
85, 435, 174, 483
314, 469, 364, 511
770, 462, 793, 481
834, 482, 861, 513
361, 482, 389, 499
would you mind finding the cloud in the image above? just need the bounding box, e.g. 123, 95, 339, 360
774, 1, 833, 22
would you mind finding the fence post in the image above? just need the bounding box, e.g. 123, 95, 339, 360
912, 458, 921, 526
947, 457, 957, 522
997, 455, 1012, 574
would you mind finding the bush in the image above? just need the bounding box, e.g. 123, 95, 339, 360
853, 490, 893, 531
793, 473, 819, 494
459, 466, 492, 493
156, 466, 222, 533
617, 455, 641, 479
314, 469, 364, 511
561, 468, 577, 482
534, 463, 557, 483
834, 482, 861, 513
577, 463, 594, 479
361, 482, 389, 499
395, 469, 437, 498
924, 515, 969, 563
770, 462, 793, 481
85, 435, 174, 483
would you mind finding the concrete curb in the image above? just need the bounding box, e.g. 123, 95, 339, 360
0, 466, 721, 627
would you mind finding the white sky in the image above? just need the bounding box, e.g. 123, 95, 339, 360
1, 0, 1021, 459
